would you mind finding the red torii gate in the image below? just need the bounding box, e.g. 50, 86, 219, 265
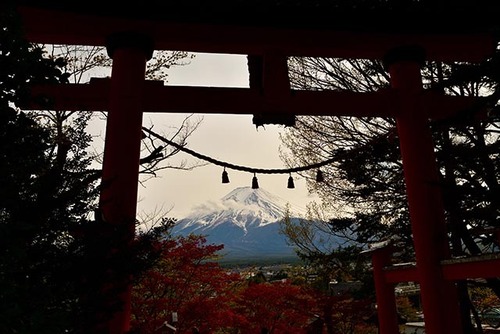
16, 3, 499, 334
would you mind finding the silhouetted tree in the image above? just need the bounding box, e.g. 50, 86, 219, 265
281, 42, 500, 332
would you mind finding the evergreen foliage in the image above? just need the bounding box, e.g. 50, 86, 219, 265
0, 5, 158, 332
1, 4, 199, 332
0, 4, 90, 333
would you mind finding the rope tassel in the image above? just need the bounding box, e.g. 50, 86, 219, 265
252, 173, 259, 189
222, 168, 230, 183
287, 173, 295, 189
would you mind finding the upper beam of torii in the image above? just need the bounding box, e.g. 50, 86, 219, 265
15, 4, 497, 63
19, 4, 495, 122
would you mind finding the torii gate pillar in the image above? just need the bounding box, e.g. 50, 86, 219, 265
95, 32, 152, 333
385, 46, 462, 334
370, 244, 399, 334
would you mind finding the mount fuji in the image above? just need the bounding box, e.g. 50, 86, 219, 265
172, 187, 307, 261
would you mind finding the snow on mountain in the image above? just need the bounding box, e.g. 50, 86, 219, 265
172, 187, 307, 260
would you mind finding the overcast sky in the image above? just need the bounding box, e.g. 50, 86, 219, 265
91, 52, 319, 220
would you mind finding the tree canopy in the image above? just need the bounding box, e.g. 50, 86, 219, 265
279, 45, 500, 331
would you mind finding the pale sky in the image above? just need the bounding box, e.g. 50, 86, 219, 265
90, 52, 319, 220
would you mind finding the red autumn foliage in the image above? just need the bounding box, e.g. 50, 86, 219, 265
233, 281, 316, 333
130, 234, 377, 334
131, 235, 242, 333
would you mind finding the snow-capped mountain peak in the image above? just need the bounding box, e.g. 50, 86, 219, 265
171, 187, 349, 261
172, 187, 305, 260
222, 187, 285, 206
182, 187, 295, 228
